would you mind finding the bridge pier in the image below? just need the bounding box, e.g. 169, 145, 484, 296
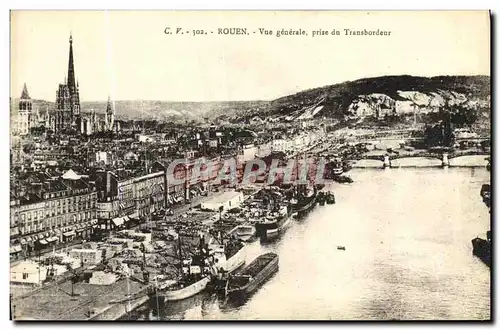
442, 153, 449, 167
383, 155, 391, 168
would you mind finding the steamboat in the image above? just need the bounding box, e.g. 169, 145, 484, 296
151, 232, 246, 302
290, 184, 317, 216
255, 204, 291, 241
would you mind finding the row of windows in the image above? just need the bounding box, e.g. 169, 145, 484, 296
17, 202, 96, 223
43, 190, 97, 200
20, 211, 96, 235
118, 190, 133, 201
24, 211, 94, 224
17, 194, 97, 212
135, 177, 163, 190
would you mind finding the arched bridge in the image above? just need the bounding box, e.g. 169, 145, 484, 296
353, 150, 490, 168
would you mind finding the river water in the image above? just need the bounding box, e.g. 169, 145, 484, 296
132, 167, 491, 320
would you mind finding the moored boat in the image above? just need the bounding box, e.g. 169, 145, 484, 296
210, 238, 246, 274
472, 232, 491, 268
151, 234, 215, 302
228, 224, 256, 242
290, 185, 317, 215
342, 161, 353, 173
317, 191, 326, 206
152, 252, 213, 302
332, 167, 344, 176
255, 205, 291, 241
334, 175, 353, 184
226, 252, 279, 299
480, 184, 491, 208
325, 191, 336, 204
154, 275, 211, 302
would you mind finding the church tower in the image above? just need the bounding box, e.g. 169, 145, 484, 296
68, 34, 81, 127
55, 33, 81, 133
105, 96, 114, 131
18, 83, 32, 135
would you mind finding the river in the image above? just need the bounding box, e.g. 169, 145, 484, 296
130, 167, 491, 320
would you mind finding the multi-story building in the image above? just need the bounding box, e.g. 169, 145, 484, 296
96, 170, 165, 229
10, 173, 98, 257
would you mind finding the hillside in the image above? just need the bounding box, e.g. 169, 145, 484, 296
218, 75, 490, 122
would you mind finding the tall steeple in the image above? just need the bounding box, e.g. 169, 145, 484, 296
54, 32, 81, 134
67, 32, 76, 95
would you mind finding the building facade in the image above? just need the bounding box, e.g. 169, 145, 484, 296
10, 176, 98, 257
96, 171, 165, 229
10, 261, 47, 285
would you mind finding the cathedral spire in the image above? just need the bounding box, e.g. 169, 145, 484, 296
67, 33, 76, 94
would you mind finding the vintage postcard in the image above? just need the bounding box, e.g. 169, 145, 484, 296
9, 10, 491, 321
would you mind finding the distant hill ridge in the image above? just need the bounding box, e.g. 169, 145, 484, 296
10, 75, 489, 122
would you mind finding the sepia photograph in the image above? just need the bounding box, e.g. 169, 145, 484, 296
9, 10, 491, 321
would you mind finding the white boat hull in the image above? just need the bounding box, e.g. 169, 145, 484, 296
229, 225, 256, 242
218, 245, 246, 274
265, 216, 291, 238
159, 276, 211, 301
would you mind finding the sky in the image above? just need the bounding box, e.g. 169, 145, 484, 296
10, 11, 490, 102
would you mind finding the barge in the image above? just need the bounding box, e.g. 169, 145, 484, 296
226, 253, 279, 300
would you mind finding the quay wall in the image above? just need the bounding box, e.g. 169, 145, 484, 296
89, 293, 149, 321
